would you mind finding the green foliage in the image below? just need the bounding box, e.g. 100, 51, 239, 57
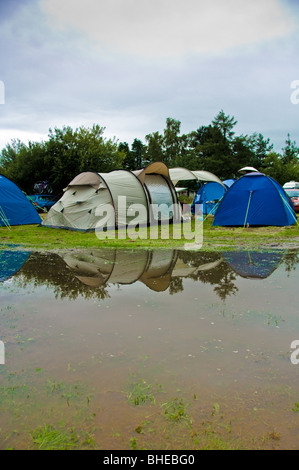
212, 109, 237, 140
1, 112, 298, 193
0, 124, 123, 194
119, 138, 144, 170
191, 124, 233, 179
144, 131, 164, 163
282, 133, 298, 165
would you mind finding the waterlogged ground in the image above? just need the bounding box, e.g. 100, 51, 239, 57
1, 247, 299, 450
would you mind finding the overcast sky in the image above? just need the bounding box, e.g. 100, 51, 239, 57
0, 0, 298, 155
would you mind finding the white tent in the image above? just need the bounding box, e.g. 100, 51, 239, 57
238, 166, 259, 174
169, 167, 224, 186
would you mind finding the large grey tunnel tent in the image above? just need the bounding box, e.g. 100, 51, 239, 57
43, 162, 179, 231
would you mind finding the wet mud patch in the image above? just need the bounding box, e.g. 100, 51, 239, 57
1, 247, 299, 449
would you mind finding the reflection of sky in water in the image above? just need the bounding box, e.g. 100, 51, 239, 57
1, 248, 299, 449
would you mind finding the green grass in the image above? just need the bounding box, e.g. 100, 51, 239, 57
161, 397, 191, 426
125, 377, 162, 406
30, 424, 97, 450
0, 216, 299, 251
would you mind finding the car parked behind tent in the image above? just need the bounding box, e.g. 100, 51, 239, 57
284, 188, 299, 213
27, 194, 58, 212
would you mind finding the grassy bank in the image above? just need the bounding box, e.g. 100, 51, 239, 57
1, 216, 299, 251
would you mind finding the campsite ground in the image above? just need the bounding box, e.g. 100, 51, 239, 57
2, 217, 299, 450
1, 216, 299, 252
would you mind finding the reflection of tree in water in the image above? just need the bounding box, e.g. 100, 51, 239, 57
169, 277, 184, 295
12, 247, 274, 302
173, 251, 238, 300
12, 250, 240, 301
13, 248, 299, 302
281, 249, 299, 276
14, 252, 110, 301
212, 271, 238, 301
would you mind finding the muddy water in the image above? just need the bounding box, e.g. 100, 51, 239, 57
1, 248, 299, 450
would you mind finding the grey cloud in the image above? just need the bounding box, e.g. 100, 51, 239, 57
0, 0, 298, 152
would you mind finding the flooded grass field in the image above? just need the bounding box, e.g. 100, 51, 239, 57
1, 247, 299, 450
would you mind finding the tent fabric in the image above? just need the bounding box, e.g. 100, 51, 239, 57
134, 162, 178, 222
42, 164, 179, 231
168, 167, 224, 186
238, 166, 259, 174
144, 174, 177, 222
43, 178, 114, 230
0, 174, 41, 227
213, 172, 297, 227
100, 170, 148, 226
65, 171, 102, 189
222, 179, 235, 188
133, 162, 170, 184
191, 182, 227, 216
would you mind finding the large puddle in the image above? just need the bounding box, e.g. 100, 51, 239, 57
1, 247, 299, 450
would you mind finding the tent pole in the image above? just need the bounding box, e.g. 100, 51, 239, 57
0, 206, 11, 229
243, 191, 253, 228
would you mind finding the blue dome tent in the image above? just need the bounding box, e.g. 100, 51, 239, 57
0, 175, 41, 227
191, 182, 227, 216
213, 172, 297, 227
222, 179, 235, 188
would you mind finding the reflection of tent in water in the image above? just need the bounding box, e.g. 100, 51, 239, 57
61, 249, 223, 292
222, 251, 284, 279
0, 250, 31, 282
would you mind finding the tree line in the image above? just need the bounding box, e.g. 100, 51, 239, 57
0, 110, 298, 195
